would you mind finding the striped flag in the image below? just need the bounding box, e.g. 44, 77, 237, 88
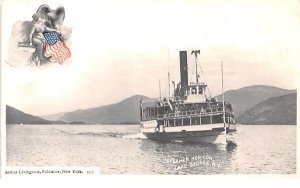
43, 32, 71, 64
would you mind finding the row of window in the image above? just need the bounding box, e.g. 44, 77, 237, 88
155, 115, 235, 127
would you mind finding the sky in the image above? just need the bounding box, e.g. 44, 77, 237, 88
1, 0, 300, 115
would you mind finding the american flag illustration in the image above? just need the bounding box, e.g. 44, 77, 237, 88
43, 32, 71, 64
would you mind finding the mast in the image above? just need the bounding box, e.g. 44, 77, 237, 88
222, 61, 226, 136
172, 81, 175, 100
168, 49, 170, 99
168, 72, 170, 99
159, 79, 161, 100
195, 54, 198, 84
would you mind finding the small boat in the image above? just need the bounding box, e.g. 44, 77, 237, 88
139, 50, 236, 144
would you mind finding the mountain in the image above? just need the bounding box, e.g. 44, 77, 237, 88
215, 85, 295, 117
6, 105, 51, 124
236, 92, 297, 125
6, 105, 68, 125
60, 95, 148, 124
42, 85, 296, 125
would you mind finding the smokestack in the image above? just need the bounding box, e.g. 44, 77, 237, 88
179, 51, 188, 90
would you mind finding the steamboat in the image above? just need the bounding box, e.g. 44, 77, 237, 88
139, 50, 236, 143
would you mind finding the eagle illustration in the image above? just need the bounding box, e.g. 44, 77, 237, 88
35, 4, 65, 31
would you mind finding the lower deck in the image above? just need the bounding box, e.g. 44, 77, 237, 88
141, 121, 236, 133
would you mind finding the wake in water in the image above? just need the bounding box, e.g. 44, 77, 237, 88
53, 127, 130, 138
52, 126, 237, 145
122, 132, 147, 139
52, 126, 146, 139
58, 129, 125, 138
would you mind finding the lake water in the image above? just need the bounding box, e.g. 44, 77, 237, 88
6, 124, 296, 174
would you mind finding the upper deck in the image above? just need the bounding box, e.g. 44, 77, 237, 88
140, 97, 234, 122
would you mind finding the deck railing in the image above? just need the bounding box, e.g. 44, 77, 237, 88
142, 109, 233, 121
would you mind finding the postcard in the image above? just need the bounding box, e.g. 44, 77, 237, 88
0, 0, 299, 182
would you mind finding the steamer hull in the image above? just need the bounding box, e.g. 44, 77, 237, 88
144, 131, 225, 143
141, 122, 236, 143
